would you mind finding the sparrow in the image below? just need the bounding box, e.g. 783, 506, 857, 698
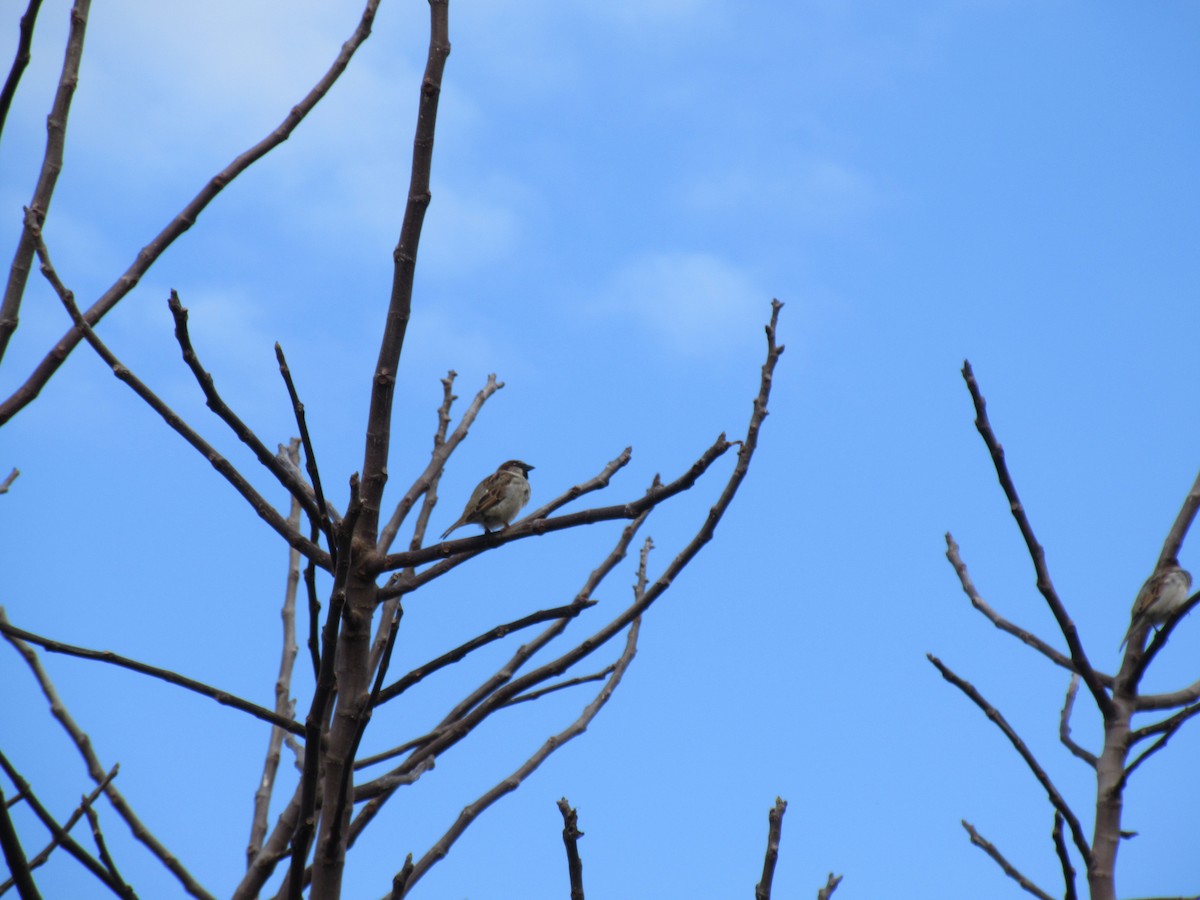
440, 460, 534, 539
1120, 561, 1193, 649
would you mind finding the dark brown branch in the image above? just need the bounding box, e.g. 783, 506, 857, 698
1058, 675, 1097, 767
83, 805, 122, 886
274, 342, 335, 549
0, 468, 17, 494
1123, 701, 1200, 783
30, 235, 329, 567
0, 613, 302, 736
817, 872, 843, 900
961, 820, 1054, 900
389, 855, 414, 900
357, 0, 451, 544
248, 446, 304, 866
929, 654, 1091, 865
960, 361, 1113, 718
398, 617, 641, 896
285, 479, 362, 900
1157, 467, 1200, 567
371, 601, 597, 711
945, 534, 1107, 685
0, 0, 384, 424
162, 292, 325, 531
0, 782, 40, 900
0, 766, 117, 896
0, 0, 44, 144
0, 0, 88, 367
754, 797, 786, 900
2, 616, 213, 899
503, 667, 615, 707
556, 798, 585, 900
0, 753, 133, 899
1052, 813, 1078, 900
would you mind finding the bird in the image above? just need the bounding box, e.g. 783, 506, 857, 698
1120, 561, 1193, 649
440, 460, 534, 540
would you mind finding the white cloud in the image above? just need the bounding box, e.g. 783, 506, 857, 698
591, 251, 766, 355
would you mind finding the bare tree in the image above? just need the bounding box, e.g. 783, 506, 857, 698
0, 2, 789, 898
935, 361, 1200, 900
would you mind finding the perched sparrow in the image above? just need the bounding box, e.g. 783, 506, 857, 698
440, 460, 534, 539
1120, 561, 1193, 649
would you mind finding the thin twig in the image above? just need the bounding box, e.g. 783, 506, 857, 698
248, 440, 305, 866
960, 361, 1112, 718
0, 615, 302, 736
0, 0, 45, 144
83, 805, 123, 885
754, 797, 786, 900
961, 820, 1054, 900
1, 616, 214, 899
0, 0, 385, 423
0, 0, 89, 367
274, 343, 335, 549
1157, 466, 1200, 567
557, 798, 585, 900
929, 654, 1091, 865
0, 468, 18, 494
1123, 701, 1200, 784
503, 667, 616, 707
1058, 675, 1097, 767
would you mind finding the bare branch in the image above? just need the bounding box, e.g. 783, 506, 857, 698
1, 612, 214, 899
817, 872, 843, 900
0, 613, 302, 736
0, 0, 89, 366
0, 468, 18, 494
1058, 675, 1097, 767
83, 804, 123, 886
274, 342, 335, 547
29, 233, 329, 567
944, 534, 1103, 683
0, 766, 117, 896
502, 666, 616, 708
960, 361, 1113, 718
1124, 701, 1200, 783
0, 0, 44, 144
1052, 813, 1078, 900
754, 797, 786, 900
399, 617, 641, 895
929, 654, 1091, 865
0, 781, 41, 900
557, 798, 585, 900
248, 441, 304, 865
1157, 466, 1200, 566
961, 820, 1054, 900
0, 752, 133, 899
388, 855, 414, 900
0, 0, 385, 423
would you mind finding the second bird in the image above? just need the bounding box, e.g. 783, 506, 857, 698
440, 460, 534, 539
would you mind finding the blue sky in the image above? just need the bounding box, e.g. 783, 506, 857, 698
3, 1, 1199, 897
